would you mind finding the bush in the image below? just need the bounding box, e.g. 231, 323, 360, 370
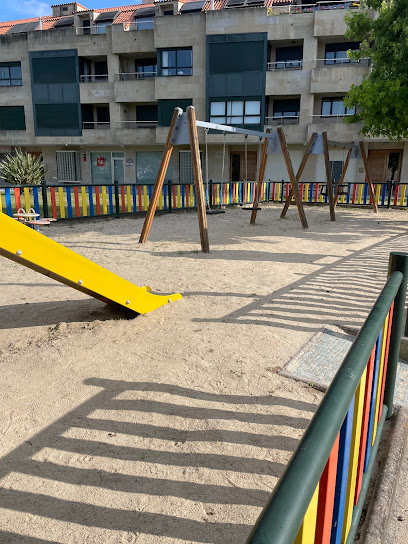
0, 148, 47, 186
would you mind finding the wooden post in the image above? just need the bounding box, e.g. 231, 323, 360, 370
281, 132, 317, 219
139, 107, 182, 244
277, 127, 308, 229
187, 106, 210, 253
322, 131, 336, 221
359, 141, 378, 213
334, 148, 352, 207
250, 130, 270, 225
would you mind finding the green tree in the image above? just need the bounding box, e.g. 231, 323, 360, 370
344, 0, 408, 140
0, 148, 47, 186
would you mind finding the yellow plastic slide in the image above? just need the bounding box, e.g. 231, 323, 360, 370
0, 213, 182, 315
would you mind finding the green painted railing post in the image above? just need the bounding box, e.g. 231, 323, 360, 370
41, 179, 49, 218
114, 178, 120, 219
384, 252, 408, 418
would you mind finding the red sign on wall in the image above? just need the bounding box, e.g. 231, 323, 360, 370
97, 157, 105, 167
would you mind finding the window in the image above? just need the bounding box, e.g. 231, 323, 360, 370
179, 151, 203, 184
32, 56, 77, 84
210, 100, 261, 126
0, 62, 22, 86
0, 106, 25, 130
136, 104, 158, 124
136, 151, 173, 184
163, 9, 173, 15
36, 104, 79, 130
160, 49, 192, 76
325, 42, 360, 65
209, 41, 264, 74
136, 58, 157, 78
158, 99, 193, 126
56, 151, 81, 182
95, 21, 111, 34
321, 98, 355, 117
273, 98, 300, 121
275, 46, 303, 70
329, 161, 343, 183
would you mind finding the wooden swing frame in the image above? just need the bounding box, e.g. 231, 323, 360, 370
139, 107, 309, 252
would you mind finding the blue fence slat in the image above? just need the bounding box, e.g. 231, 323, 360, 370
108, 186, 114, 214
66, 187, 72, 218
88, 186, 94, 216
132, 185, 137, 212
363, 184, 368, 205
5, 188, 12, 216
33, 187, 40, 215
381, 184, 387, 206
364, 334, 382, 471
330, 398, 355, 544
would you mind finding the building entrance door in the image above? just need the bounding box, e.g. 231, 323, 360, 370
230, 151, 257, 181
113, 158, 124, 185
367, 150, 403, 182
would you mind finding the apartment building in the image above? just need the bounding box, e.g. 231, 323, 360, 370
0, 1, 404, 187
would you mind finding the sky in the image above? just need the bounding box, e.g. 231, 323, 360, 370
2, 0, 142, 22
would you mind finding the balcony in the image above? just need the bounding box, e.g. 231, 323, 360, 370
266, 68, 310, 95
311, 58, 369, 93
83, 122, 111, 130
111, 20, 155, 54
314, 2, 361, 36
114, 75, 156, 102
265, 115, 300, 126
308, 114, 361, 141
267, 61, 303, 71
117, 121, 158, 129
117, 121, 157, 145
80, 74, 109, 83
123, 20, 155, 31
76, 26, 108, 35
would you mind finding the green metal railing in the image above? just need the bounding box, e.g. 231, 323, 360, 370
247, 252, 408, 544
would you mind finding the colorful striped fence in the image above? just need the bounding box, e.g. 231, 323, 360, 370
247, 252, 408, 544
1, 181, 407, 221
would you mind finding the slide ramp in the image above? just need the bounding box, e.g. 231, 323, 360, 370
0, 213, 182, 315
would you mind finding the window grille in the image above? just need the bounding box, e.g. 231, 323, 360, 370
179, 151, 203, 184
56, 151, 81, 182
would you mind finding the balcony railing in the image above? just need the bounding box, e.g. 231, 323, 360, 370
123, 20, 154, 31
315, 57, 370, 68
76, 26, 108, 35
80, 74, 109, 83
311, 113, 355, 122
82, 122, 111, 130
116, 72, 157, 81
265, 115, 300, 125
278, 1, 361, 14
267, 60, 303, 71
117, 121, 158, 129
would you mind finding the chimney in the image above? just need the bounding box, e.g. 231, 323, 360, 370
210, 0, 214, 9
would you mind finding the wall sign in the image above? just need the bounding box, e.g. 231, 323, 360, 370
97, 157, 105, 167
126, 158, 134, 166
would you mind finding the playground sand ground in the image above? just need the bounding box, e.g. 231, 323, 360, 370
1, 204, 408, 543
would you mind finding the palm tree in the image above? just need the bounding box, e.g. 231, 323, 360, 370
0, 148, 47, 186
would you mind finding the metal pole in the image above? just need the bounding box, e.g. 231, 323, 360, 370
384, 252, 408, 417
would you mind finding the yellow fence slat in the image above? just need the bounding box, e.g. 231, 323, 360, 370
294, 484, 320, 544
342, 368, 367, 541
102, 186, 108, 215
23, 187, 31, 211
81, 186, 87, 216
58, 187, 65, 218
372, 314, 389, 444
